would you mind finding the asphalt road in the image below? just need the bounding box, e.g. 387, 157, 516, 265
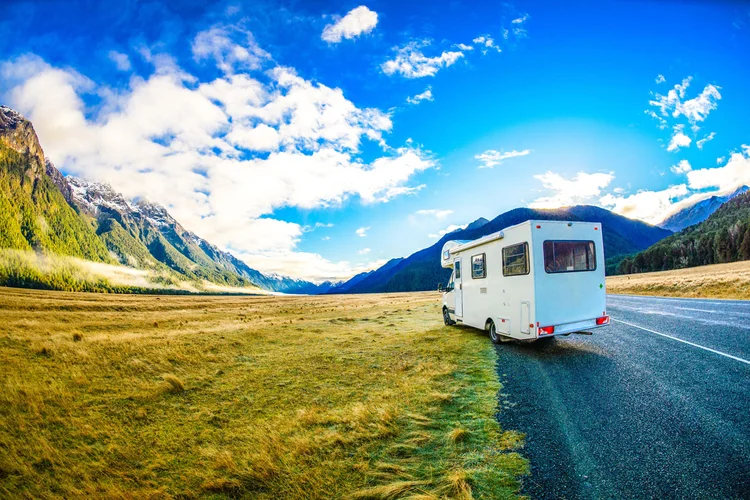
494, 294, 750, 500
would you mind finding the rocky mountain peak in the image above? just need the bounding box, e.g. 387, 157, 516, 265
0, 105, 46, 174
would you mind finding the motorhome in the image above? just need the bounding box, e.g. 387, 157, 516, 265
439, 220, 610, 343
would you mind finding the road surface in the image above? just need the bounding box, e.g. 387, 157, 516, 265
495, 294, 750, 499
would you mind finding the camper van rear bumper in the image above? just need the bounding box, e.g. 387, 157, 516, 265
538, 317, 609, 337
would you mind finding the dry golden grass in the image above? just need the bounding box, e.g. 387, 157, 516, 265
0, 287, 527, 499
607, 260, 750, 300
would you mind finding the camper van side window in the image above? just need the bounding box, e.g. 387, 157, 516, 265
543, 241, 596, 273
502, 243, 529, 276
471, 253, 486, 279
455, 260, 461, 279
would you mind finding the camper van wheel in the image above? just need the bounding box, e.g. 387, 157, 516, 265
488, 321, 502, 344
442, 307, 455, 326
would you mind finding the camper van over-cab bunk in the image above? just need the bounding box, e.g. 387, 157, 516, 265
439, 220, 610, 343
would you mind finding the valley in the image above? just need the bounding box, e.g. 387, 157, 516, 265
0, 288, 527, 499
607, 260, 750, 300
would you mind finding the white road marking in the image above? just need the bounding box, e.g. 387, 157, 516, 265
612, 318, 750, 366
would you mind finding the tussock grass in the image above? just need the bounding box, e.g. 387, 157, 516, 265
161, 373, 185, 393
0, 287, 527, 498
608, 260, 750, 299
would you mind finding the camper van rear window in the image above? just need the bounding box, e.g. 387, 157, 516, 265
502, 243, 529, 276
543, 241, 596, 273
471, 253, 486, 279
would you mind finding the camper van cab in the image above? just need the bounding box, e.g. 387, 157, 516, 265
439, 220, 609, 343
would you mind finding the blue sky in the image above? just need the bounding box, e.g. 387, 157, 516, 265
1, 0, 749, 281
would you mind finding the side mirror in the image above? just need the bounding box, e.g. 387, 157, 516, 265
437, 283, 444, 292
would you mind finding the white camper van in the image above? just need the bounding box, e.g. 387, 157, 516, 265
439, 220, 609, 343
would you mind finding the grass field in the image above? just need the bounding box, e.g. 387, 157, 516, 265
0, 287, 527, 499
607, 260, 750, 300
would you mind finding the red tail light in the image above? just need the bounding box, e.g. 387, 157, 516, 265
538, 326, 554, 336
596, 315, 610, 325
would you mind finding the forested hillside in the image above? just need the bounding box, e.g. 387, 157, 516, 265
618, 191, 750, 274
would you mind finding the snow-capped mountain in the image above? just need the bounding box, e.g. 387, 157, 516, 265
659, 186, 750, 233
54, 173, 333, 294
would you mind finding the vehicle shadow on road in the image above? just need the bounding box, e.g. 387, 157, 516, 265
497, 336, 614, 365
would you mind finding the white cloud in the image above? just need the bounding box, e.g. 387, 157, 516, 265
406, 87, 433, 105
1, 38, 432, 281
108, 51, 131, 71
456, 43, 474, 51
649, 76, 722, 127
321, 236, 331, 241
670, 159, 692, 174
667, 124, 692, 152
475, 148, 530, 168
356, 226, 370, 237
717, 156, 725, 165
415, 209, 453, 219
192, 25, 270, 74
686, 145, 750, 193
381, 40, 464, 78
472, 35, 501, 53
428, 223, 468, 239
602, 146, 750, 225
358, 247, 371, 255
645, 109, 668, 130
529, 171, 614, 208
655, 74, 665, 84
696, 132, 716, 149
600, 185, 690, 225
321, 6, 378, 43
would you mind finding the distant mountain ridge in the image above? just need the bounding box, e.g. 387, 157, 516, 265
0, 105, 329, 294
659, 186, 749, 232
335, 207, 672, 294
619, 190, 750, 274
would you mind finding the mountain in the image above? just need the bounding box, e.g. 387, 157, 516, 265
0, 105, 327, 294
465, 217, 489, 231
618, 190, 750, 274
326, 270, 373, 294
340, 207, 672, 294
0, 107, 113, 265
659, 186, 749, 232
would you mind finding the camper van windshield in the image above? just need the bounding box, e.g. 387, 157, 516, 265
544, 241, 596, 273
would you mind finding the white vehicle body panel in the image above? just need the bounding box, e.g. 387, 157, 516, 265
440, 220, 608, 340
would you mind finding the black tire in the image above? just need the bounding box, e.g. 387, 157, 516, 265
443, 307, 454, 326
489, 321, 502, 344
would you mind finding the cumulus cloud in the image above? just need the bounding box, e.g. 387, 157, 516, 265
321, 6, 378, 43
696, 132, 716, 149
356, 226, 370, 237
358, 247, 371, 255
602, 147, 750, 225
1, 35, 432, 281
406, 87, 433, 105
192, 25, 270, 74
381, 40, 464, 78
475, 149, 530, 168
415, 209, 453, 219
108, 51, 131, 71
686, 145, 750, 193
667, 124, 692, 152
670, 159, 692, 174
600, 185, 690, 225
529, 171, 614, 208
655, 74, 665, 84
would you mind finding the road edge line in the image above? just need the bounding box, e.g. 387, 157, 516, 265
612, 318, 750, 366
